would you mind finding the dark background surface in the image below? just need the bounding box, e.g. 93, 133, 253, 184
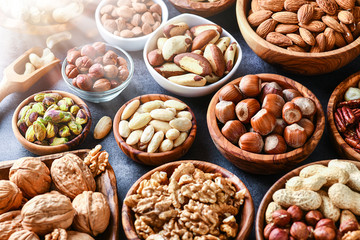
0, 1, 358, 239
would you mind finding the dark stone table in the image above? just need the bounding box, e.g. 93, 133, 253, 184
0, 1, 359, 239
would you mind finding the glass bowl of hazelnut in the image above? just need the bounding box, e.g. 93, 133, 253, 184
61, 42, 134, 103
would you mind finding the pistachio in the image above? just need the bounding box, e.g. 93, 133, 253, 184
25, 125, 36, 142
70, 105, 80, 116
46, 123, 58, 138
17, 119, 28, 136
33, 120, 47, 141
58, 125, 71, 138
49, 137, 68, 146
34, 93, 45, 102
68, 121, 82, 135
25, 110, 39, 127
18, 105, 31, 121
44, 110, 72, 124
32, 102, 46, 115
75, 109, 88, 125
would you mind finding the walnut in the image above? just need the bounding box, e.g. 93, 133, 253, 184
135, 216, 155, 239
51, 153, 96, 199
45, 228, 67, 240
343, 230, 360, 240
84, 145, 109, 176
220, 216, 238, 238
0, 210, 23, 239
9, 157, 51, 198
0, 180, 23, 214
21, 191, 75, 235
67, 231, 95, 240
146, 234, 165, 240
9, 229, 39, 240
72, 191, 110, 236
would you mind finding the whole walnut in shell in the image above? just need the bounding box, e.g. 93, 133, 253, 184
9, 157, 51, 198
67, 231, 95, 240
51, 154, 96, 199
0, 180, 23, 214
0, 210, 23, 239
9, 229, 39, 240
21, 191, 75, 235
72, 191, 110, 236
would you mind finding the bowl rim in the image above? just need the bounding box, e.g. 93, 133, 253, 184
254, 159, 358, 240
122, 159, 255, 240
113, 94, 197, 160
95, 0, 169, 42
11, 90, 92, 152
235, 0, 360, 58
327, 71, 360, 159
207, 73, 325, 163
61, 42, 134, 96
168, 0, 236, 13
143, 13, 243, 91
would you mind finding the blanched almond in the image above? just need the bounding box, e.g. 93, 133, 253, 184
147, 131, 164, 153
119, 120, 131, 138
174, 132, 188, 147
121, 99, 140, 120
149, 120, 172, 133
150, 108, 176, 121
164, 100, 187, 110
159, 139, 174, 152
126, 130, 143, 145
166, 128, 180, 140
128, 113, 152, 130
142, 101, 162, 112
169, 117, 192, 132
177, 111, 193, 120
140, 125, 155, 144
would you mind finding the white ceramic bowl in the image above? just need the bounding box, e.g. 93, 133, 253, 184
95, 0, 169, 52
143, 13, 242, 97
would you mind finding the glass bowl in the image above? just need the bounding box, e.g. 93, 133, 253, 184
61, 43, 134, 103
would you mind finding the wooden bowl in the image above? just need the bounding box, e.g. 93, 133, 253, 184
168, 0, 235, 17
113, 94, 197, 166
11, 90, 92, 156
0, 149, 119, 239
327, 71, 360, 160
122, 160, 255, 240
235, 0, 360, 75
255, 159, 360, 240
207, 73, 325, 174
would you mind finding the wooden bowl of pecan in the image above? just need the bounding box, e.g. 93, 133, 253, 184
327, 71, 360, 160
236, 0, 360, 75
122, 160, 254, 240
168, 0, 236, 17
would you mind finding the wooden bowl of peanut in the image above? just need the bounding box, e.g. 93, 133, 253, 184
236, 0, 360, 75
113, 94, 197, 166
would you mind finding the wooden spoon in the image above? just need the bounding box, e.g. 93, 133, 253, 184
0, 47, 60, 102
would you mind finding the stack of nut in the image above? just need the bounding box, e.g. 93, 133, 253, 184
247, 0, 360, 52
215, 75, 317, 154
0, 148, 110, 239
264, 160, 360, 240
17, 92, 89, 146
65, 42, 129, 92
124, 162, 246, 239
118, 98, 194, 153
147, 22, 237, 87
100, 0, 162, 38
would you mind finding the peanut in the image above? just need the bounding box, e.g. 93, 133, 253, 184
93, 116, 112, 140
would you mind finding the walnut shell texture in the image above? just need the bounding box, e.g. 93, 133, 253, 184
51, 154, 96, 200
0, 210, 23, 239
67, 231, 95, 240
72, 191, 110, 236
9, 157, 51, 198
0, 180, 23, 214
21, 191, 75, 235
9, 229, 40, 240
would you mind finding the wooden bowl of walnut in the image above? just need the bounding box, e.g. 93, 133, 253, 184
168, 0, 236, 17
207, 73, 325, 174
236, 0, 360, 75
122, 160, 255, 240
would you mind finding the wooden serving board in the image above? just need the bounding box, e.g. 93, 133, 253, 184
1, 149, 119, 240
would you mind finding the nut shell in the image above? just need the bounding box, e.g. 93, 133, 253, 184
0, 180, 23, 214
239, 132, 264, 153
239, 75, 262, 97
0, 210, 23, 239
8, 230, 39, 240
67, 231, 95, 240
218, 84, 243, 104
251, 109, 276, 136
221, 120, 247, 144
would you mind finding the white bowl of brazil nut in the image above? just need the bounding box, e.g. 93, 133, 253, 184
143, 13, 242, 97
95, 0, 169, 52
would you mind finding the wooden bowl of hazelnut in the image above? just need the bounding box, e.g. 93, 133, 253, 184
168, 0, 236, 17
207, 73, 325, 174
122, 160, 255, 240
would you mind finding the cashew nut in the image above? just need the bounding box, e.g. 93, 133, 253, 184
23, 63, 35, 75
29, 48, 55, 69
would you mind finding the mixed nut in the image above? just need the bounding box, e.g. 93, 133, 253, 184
124, 162, 246, 239
100, 0, 162, 38
65, 41, 129, 92
215, 75, 317, 154
17, 92, 90, 146
264, 160, 360, 240
248, 0, 360, 52
119, 98, 194, 153
147, 22, 237, 87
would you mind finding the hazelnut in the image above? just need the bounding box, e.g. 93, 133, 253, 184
65, 64, 79, 79
118, 66, 129, 81
282, 102, 302, 124
260, 82, 283, 101
269, 228, 289, 240
284, 123, 307, 148
221, 120, 247, 144
110, 79, 121, 89
262, 93, 285, 118
272, 118, 287, 135
291, 97, 317, 118
103, 65, 119, 79
94, 56, 103, 65
287, 205, 303, 222
272, 209, 291, 227
75, 56, 93, 73
76, 74, 93, 91
215, 101, 236, 124
66, 50, 81, 65
235, 98, 260, 123
316, 219, 336, 230
264, 223, 277, 239
93, 78, 111, 92
92, 42, 106, 56
264, 134, 287, 154
297, 118, 315, 137
290, 222, 309, 240
239, 74, 262, 97
239, 132, 264, 153
340, 219, 359, 234
72, 78, 78, 87
81, 45, 96, 59
103, 50, 118, 65
251, 109, 276, 136
283, 88, 302, 102
88, 63, 105, 79
305, 210, 323, 226
219, 84, 243, 104
117, 56, 127, 66
313, 226, 336, 240
308, 226, 315, 239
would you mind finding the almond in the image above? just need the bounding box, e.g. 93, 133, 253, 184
299, 27, 316, 45
275, 24, 299, 33
251, 0, 262, 12
310, 45, 322, 52
341, 22, 354, 44
266, 32, 293, 46
284, 0, 309, 12
256, 19, 278, 38
353, 22, 360, 38
287, 45, 307, 51
324, 27, 336, 50
248, 10, 273, 27
313, 7, 325, 19
272, 11, 299, 23
286, 33, 308, 47
335, 0, 354, 10
322, 15, 344, 33
299, 20, 326, 32
338, 11, 354, 24
316, 0, 338, 15
297, 4, 314, 24
334, 31, 347, 47
316, 33, 327, 51
258, 0, 285, 11
353, 6, 360, 22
